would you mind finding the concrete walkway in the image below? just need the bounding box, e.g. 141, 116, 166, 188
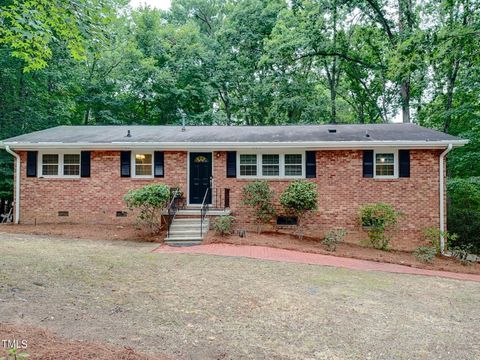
153, 243, 480, 282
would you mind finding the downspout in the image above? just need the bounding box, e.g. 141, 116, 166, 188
439, 144, 453, 254
5, 146, 20, 224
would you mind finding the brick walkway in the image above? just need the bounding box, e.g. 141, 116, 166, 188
153, 243, 480, 282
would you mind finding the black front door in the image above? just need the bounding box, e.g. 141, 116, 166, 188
189, 152, 212, 204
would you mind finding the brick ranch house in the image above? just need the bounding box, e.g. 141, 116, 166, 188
0, 124, 467, 250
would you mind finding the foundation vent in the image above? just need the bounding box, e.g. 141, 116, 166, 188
116, 211, 128, 217
58, 211, 69, 217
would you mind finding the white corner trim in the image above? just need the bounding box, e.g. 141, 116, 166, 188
439, 144, 453, 254
5, 146, 20, 224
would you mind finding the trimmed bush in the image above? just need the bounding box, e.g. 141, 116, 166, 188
213, 215, 235, 236
124, 184, 171, 233
279, 180, 318, 221
242, 181, 276, 232
414, 246, 437, 263
360, 203, 402, 250
322, 228, 346, 252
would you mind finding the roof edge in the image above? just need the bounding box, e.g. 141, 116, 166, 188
0, 139, 468, 150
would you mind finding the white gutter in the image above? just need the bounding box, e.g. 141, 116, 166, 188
5, 146, 20, 224
439, 144, 453, 254
0, 139, 469, 151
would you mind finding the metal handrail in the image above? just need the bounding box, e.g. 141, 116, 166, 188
200, 188, 210, 237
166, 189, 179, 237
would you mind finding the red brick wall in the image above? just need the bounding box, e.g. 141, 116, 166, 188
15, 149, 443, 250
17, 151, 187, 224
213, 150, 443, 251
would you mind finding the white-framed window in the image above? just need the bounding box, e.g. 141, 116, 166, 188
238, 152, 305, 179
133, 152, 153, 177
240, 154, 257, 176
262, 154, 280, 176
39, 152, 80, 178
374, 149, 398, 178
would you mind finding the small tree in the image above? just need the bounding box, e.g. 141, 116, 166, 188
242, 181, 276, 232
359, 203, 402, 250
279, 180, 318, 233
124, 184, 171, 233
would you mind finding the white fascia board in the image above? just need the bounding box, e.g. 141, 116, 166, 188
1, 139, 469, 151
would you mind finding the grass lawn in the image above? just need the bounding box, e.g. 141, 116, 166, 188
1, 232, 479, 359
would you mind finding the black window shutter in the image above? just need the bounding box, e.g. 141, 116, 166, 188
26, 151, 37, 177
363, 150, 374, 178
120, 151, 131, 177
80, 151, 91, 178
226, 151, 236, 178
305, 151, 316, 178
154, 151, 164, 177
399, 150, 410, 178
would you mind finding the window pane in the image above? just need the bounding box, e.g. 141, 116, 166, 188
285, 165, 302, 176
262, 154, 279, 165
240, 155, 257, 176
262, 155, 279, 176
42, 165, 58, 175
64, 165, 80, 176
42, 154, 58, 175
285, 154, 302, 165
136, 165, 152, 176
240, 154, 257, 165
240, 165, 257, 176
64, 154, 80, 164
375, 153, 394, 176
262, 165, 279, 176
285, 154, 302, 176
134, 153, 152, 176
42, 154, 58, 164
376, 153, 394, 164
135, 153, 152, 165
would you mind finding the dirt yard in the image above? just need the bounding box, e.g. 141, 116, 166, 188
2, 223, 478, 275
205, 231, 480, 275
0, 232, 479, 359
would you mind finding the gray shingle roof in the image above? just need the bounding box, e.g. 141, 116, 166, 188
0, 124, 466, 149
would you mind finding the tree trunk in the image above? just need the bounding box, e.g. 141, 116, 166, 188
443, 58, 460, 132
400, 78, 410, 123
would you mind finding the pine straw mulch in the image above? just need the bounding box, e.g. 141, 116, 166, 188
0, 324, 169, 360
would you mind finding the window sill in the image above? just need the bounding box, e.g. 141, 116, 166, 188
38, 177, 81, 181
235, 177, 305, 182
372, 177, 400, 182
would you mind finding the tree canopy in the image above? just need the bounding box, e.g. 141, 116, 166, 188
0, 0, 479, 197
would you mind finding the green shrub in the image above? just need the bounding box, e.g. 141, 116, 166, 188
422, 227, 458, 254
213, 215, 235, 236
124, 183, 171, 233
447, 177, 480, 255
414, 246, 437, 263
279, 180, 318, 222
322, 228, 346, 252
242, 181, 276, 232
450, 243, 474, 266
359, 203, 402, 250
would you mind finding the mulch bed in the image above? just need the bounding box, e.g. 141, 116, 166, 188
204, 231, 480, 275
0, 324, 168, 360
0, 223, 162, 242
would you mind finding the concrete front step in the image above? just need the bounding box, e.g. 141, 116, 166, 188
167, 232, 207, 239
165, 240, 203, 247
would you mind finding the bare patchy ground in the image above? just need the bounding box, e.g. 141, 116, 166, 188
0, 232, 479, 359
